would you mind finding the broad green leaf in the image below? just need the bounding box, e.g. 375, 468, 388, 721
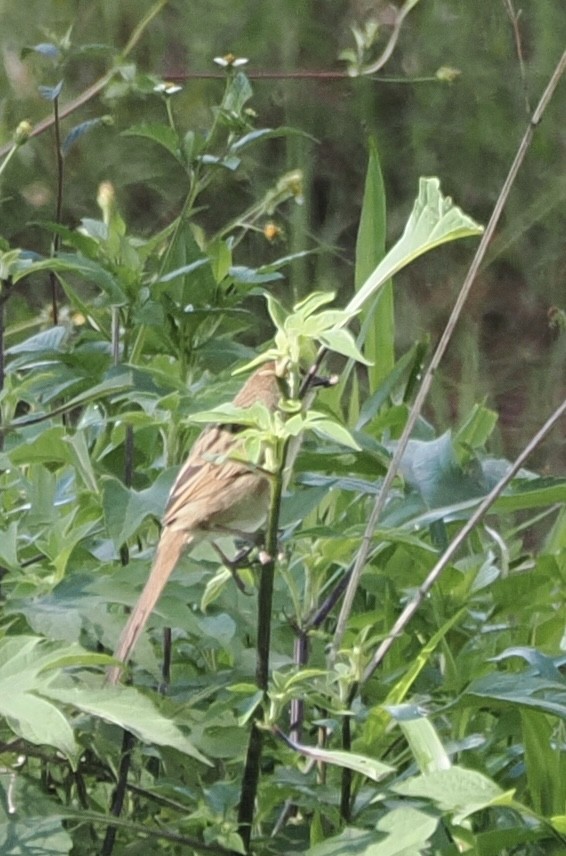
319, 328, 371, 364
223, 70, 253, 115
307, 806, 437, 856
12, 253, 128, 303
123, 122, 183, 164
394, 767, 513, 823
102, 468, 175, 547
345, 177, 483, 317
43, 687, 210, 763
309, 416, 361, 450
389, 709, 451, 774
465, 671, 566, 719
397, 431, 487, 508
5, 325, 67, 355
0, 638, 79, 762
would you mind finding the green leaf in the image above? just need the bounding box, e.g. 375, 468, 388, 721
223, 71, 253, 115
394, 767, 513, 823
0, 638, 78, 763
153, 258, 209, 284
319, 328, 371, 365
0, 522, 18, 569
266, 293, 288, 332
102, 469, 175, 547
454, 403, 498, 458
123, 122, 183, 164
465, 669, 566, 720
345, 177, 483, 317
307, 807, 437, 855
307, 415, 361, 450
12, 253, 128, 304
292, 291, 335, 319
278, 731, 394, 782
389, 709, 452, 775
229, 126, 313, 152
62, 116, 111, 157
356, 136, 394, 391
43, 686, 210, 763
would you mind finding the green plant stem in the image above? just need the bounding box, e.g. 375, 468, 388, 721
329, 46, 566, 664
0, 142, 20, 177
103, 296, 137, 856
237, 444, 286, 852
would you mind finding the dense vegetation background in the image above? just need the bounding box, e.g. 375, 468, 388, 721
0, 1, 565, 854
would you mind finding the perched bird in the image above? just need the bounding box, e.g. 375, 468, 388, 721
106, 361, 284, 684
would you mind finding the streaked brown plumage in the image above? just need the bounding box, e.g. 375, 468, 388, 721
106, 362, 282, 684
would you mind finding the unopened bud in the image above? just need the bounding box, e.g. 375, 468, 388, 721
14, 120, 33, 145
97, 180, 116, 225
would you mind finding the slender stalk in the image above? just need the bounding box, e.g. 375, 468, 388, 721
329, 48, 566, 663
503, 0, 531, 114
49, 94, 64, 326
237, 443, 286, 852
103, 304, 137, 855
101, 730, 135, 856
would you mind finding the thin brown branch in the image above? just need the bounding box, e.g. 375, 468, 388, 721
503, 0, 531, 114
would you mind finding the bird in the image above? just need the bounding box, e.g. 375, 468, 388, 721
106, 361, 285, 684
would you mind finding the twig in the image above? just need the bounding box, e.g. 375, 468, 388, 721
329, 47, 566, 663
503, 0, 531, 114
357, 0, 422, 76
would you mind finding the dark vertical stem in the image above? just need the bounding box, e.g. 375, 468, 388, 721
101, 730, 135, 856
104, 343, 136, 854
237, 455, 285, 852
49, 95, 64, 326
161, 626, 172, 691
340, 680, 359, 822
289, 631, 308, 742
339, 715, 353, 822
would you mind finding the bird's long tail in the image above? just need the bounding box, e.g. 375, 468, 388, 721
106, 527, 190, 684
